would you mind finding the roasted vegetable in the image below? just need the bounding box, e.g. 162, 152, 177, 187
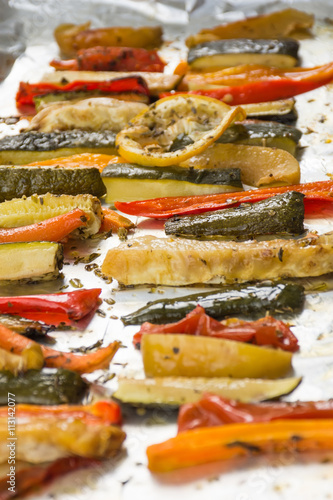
161, 62, 333, 104
178, 394, 333, 432
164, 191, 305, 239
0, 130, 117, 164
102, 163, 243, 204
134, 306, 299, 352
121, 282, 304, 325
0, 208, 88, 243
26, 153, 123, 172
0, 323, 120, 374
186, 8, 314, 47
147, 419, 333, 473
142, 333, 293, 378
0, 288, 102, 325
27, 97, 148, 133
55, 22, 163, 57
50, 46, 165, 72
116, 95, 245, 166
100, 207, 135, 233
184, 63, 332, 93
0, 241, 63, 283
188, 39, 299, 70
0, 368, 88, 405
113, 375, 301, 407
103, 232, 333, 286
115, 180, 333, 219
239, 99, 297, 124
41, 70, 181, 95
0, 315, 51, 337
0, 165, 106, 201
181, 143, 300, 187
0, 193, 102, 238
0, 401, 125, 463
16, 77, 150, 113
217, 120, 301, 155
0, 344, 43, 374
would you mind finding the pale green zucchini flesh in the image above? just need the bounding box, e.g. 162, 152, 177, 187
0, 242, 63, 282
113, 376, 302, 407
0, 193, 102, 238
102, 163, 243, 204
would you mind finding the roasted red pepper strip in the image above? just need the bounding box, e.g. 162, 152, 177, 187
0, 323, 120, 374
160, 61, 333, 104
0, 288, 102, 322
0, 457, 100, 500
178, 394, 333, 433
133, 305, 298, 352
50, 46, 165, 72
115, 180, 333, 219
16, 76, 150, 112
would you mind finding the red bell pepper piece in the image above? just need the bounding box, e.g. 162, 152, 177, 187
50, 46, 165, 72
115, 180, 333, 219
133, 305, 299, 352
0, 456, 100, 500
178, 394, 333, 433
160, 61, 333, 104
16, 76, 150, 113
0, 288, 102, 326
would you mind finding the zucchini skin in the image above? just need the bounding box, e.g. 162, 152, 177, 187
0, 369, 88, 405
122, 282, 304, 325
188, 38, 299, 64
102, 163, 242, 187
0, 166, 106, 201
218, 121, 302, 152
0, 130, 116, 152
165, 191, 305, 238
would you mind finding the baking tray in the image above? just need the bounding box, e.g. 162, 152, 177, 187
1, 1, 333, 498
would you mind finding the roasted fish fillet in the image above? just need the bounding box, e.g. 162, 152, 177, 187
27, 97, 148, 133
101, 233, 333, 285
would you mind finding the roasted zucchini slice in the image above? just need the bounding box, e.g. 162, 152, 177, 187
0, 166, 106, 202
121, 282, 304, 325
114, 375, 302, 407
0, 193, 102, 238
165, 192, 305, 239
102, 163, 242, 204
0, 241, 63, 282
0, 369, 88, 405
217, 121, 302, 156
142, 334, 293, 379
0, 130, 117, 165
188, 39, 299, 70
239, 99, 298, 124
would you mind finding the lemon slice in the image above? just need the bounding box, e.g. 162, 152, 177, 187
116, 94, 246, 166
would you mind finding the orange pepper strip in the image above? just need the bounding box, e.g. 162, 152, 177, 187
0, 209, 87, 243
100, 207, 135, 232
26, 153, 124, 172
147, 419, 333, 473
0, 323, 120, 374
